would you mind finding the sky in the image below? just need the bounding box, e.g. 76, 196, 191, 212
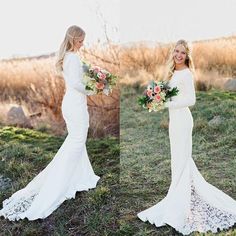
0, 0, 119, 59
0, 0, 235, 59
120, 0, 236, 43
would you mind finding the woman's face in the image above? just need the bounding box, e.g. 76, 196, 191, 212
73, 34, 85, 51
173, 44, 187, 66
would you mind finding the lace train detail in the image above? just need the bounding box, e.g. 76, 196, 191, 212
0, 174, 100, 221
138, 181, 236, 235
182, 184, 236, 235
0, 191, 38, 221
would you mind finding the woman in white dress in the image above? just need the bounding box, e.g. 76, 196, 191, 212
137, 39, 236, 235
0, 25, 100, 221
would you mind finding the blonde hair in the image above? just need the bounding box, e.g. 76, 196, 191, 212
165, 39, 195, 80
55, 25, 85, 72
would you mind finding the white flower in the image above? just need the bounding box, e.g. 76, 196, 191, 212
103, 88, 110, 96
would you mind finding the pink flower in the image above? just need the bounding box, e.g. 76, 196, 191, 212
93, 66, 101, 73
147, 90, 153, 97
97, 72, 106, 80
96, 82, 105, 90
154, 86, 161, 93
155, 94, 161, 101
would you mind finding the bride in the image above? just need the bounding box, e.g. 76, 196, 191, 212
0, 25, 100, 221
137, 39, 236, 235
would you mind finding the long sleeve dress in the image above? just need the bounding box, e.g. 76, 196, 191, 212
137, 68, 236, 235
0, 52, 100, 221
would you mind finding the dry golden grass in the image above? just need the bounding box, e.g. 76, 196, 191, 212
0, 36, 235, 136
192, 36, 236, 74
0, 56, 63, 114
120, 35, 236, 90
0, 45, 120, 137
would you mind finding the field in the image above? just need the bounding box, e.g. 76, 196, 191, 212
120, 85, 236, 235
0, 35, 236, 235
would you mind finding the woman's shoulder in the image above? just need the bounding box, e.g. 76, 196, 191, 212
181, 69, 195, 86
173, 68, 194, 85
64, 52, 81, 65
64, 51, 80, 60
174, 67, 192, 78
63, 52, 82, 71
178, 68, 194, 79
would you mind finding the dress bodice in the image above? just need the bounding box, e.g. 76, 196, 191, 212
165, 68, 196, 110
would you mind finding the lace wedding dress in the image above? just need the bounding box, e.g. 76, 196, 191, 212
0, 52, 100, 221
138, 68, 236, 235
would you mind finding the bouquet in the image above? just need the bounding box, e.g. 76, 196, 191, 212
138, 80, 179, 112
82, 63, 117, 96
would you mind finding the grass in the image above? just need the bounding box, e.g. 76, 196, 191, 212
120, 85, 236, 236
0, 126, 119, 236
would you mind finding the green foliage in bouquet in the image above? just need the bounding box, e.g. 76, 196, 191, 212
165, 87, 179, 100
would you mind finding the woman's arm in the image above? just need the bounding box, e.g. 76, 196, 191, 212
64, 54, 88, 95
164, 72, 196, 109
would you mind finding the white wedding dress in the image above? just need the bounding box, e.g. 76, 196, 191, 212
0, 52, 100, 221
138, 68, 236, 235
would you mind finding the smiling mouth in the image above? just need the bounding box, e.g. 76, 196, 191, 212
175, 57, 183, 61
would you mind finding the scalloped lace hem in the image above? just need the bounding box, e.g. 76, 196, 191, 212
180, 184, 236, 235
138, 183, 236, 235
0, 176, 100, 221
